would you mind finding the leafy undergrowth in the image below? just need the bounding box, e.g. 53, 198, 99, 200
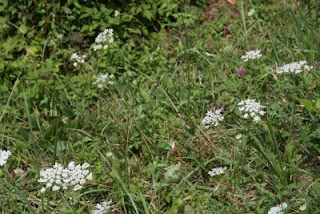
0, 0, 320, 213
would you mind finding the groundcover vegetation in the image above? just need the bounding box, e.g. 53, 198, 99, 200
0, 0, 320, 213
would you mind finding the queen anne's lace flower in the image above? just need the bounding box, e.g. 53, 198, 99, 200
268, 203, 287, 214
208, 167, 227, 177
241, 50, 262, 62
38, 162, 92, 193
0, 150, 11, 166
276, 61, 313, 74
92, 200, 113, 214
238, 99, 265, 122
93, 74, 114, 88
202, 108, 224, 129
93, 29, 114, 51
71, 53, 87, 67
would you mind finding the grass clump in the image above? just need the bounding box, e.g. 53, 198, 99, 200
0, 0, 320, 213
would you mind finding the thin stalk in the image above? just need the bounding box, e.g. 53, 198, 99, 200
0, 72, 21, 124
239, 0, 248, 46
52, 126, 60, 165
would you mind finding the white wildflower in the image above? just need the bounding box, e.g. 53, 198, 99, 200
38, 162, 92, 193
268, 203, 287, 214
241, 50, 262, 62
201, 108, 224, 129
238, 99, 265, 122
253, 116, 261, 122
52, 185, 60, 191
0, 150, 11, 166
93, 74, 115, 88
276, 61, 313, 74
93, 44, 102, 51
114, 10, 120, 17
92, 200, 113, 214
248, 9, 255, 17
259, 110, 265, 115
208, 167, 227, 177
106, 152, 113, 158
235, 134, 242, 140
93, 29, 114, 51
71, 53, 87, 67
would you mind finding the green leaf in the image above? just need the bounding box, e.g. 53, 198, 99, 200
62, 6, 72, 14
57, 141, 67, 152
316, 98, 320, 109
18, 128, 29, 141
143, 10, 153, 20
157, 141, 171, 150
140, 88, 150, 102
299, 99, 314, 111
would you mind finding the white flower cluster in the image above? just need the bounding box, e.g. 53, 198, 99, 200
201, 108, 224, 129
268, 203, 287, 214
93, 74, 115, 88
93, 29, 114, 51
0, 150, 11, 166
238, 99, 265, 122
38, 162, 92, 193
276, 61, 313, 74
241, 50, 262, 62
208, 167, 227, 177
71, 53, 87, 67
92, 200, 113, 214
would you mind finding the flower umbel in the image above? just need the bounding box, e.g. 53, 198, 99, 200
268, 203, 287, 214
0, 150, 11, 166
93, 29, 114, 51
276, 61, 313, 74
241, 50, 262, 62
38, 162, 92, 193
201, 108, 224, 129
71, 53, 87, 67
92, 200, 113, 214
93, 74, 115, 88
208, 167, 227, 177
238, 99, 265, 122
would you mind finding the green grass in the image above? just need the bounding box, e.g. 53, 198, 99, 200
0, 0, 320, 213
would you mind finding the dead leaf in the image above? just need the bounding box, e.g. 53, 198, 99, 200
226, 0, 236, 5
